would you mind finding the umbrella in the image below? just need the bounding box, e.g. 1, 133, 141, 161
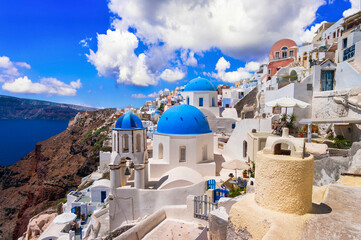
53, 213, 77, 224
265, 96, 309, 114
222, 160, 249, 178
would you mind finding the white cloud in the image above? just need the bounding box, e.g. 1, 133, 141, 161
147, 92, 159, 98
299, 21, 326, 44
87, 28, 156, 87
2, 76, 82, 96
160, 68, 185, 82
131, 93, 148, 98
245, 61, 261, 72
0, 56, 21, 81
79, 37, 92, 48
15, 62, 31, 69
180, 49, 197, 66
211, 57, 253, 83
108, 0, 325, 59
343, 0, 360, 17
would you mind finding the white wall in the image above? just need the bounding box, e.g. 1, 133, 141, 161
181, 91, 218, 108
109, 181, 206, 230
91, 186, 110, 203
99, 151, 111, 172
223, 119, 272, 161
335, 61, 361, 90
150, 133, 215, 178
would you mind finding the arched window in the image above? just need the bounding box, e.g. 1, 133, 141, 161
136, 133, 141, 152
202, 145, 208, 161
122, 134, 129, 153
187, 97, 190, 105
113, 133, 117, 152
243, 140, 248, 158
281, 47, 288, 58
158, 143, 163, 159
179, 146, 186, 162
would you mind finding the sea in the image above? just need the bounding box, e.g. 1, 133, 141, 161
0, 119, 69, 166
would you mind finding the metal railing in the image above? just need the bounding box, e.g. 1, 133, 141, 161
343, 44, 355, 61
194, 195, 218, 220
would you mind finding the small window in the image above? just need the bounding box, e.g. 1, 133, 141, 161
289, 50, 294, 57
187, 97, 189, 105
281, 47, 288, 51
282, 51, 287, 58
136, 133, 141, 152
158, 143, 163, 159
232, 123, 236, 129
268, 69, 271, 75
199, 98, 203, 107
333, 32, 336, 38
179, 146, 186, 162
307, 84, 313, 91
275, 52, 280, 59
212, 97, 215, 107
343, 38, 347, 49
202, 145, 207, 161
243, 140, 248, 158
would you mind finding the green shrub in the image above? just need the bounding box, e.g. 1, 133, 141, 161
328, 135, 352, 149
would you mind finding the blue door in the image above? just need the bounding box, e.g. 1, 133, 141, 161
321, 70, 334, 91
101, 191, 106, 203
199, 98, 203, 107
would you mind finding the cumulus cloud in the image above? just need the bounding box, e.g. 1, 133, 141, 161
180, 49, 197, 66
2, 76, 82, 96
87, 28, 157, 86
159, 68, 185, 82
210, 57, 259, 83
343, 0, 360, 17
108, 0, 324, 59
15, 62, 31, 69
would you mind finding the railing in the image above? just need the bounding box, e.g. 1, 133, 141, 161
343, 44, 355, 61
194, 195, 218, 220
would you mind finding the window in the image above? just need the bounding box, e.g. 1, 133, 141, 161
113, 133, 117, 152
268, 69, 271, 75
187, 97, 189, 105
202, 145, 207, 161
275, 52, 280, 59
282, 51, 287, 58
179, 146, 186, 162
307, 84, 313, 91
122, 134, 129, 153
274, 143, 291, 155
232, 123, 236, 129
333, 32, 336, 38
243, 140, 248, 158
343, 38, 348, 49
212, 97, 215, 107
158, 143, 163, 159
136, 133, 141, 152
199, 97, 203, 107
289, 50, 294, 57
239, 92, 244, 99
281, 47, 288, 51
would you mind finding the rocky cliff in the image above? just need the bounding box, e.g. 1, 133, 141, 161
0, 108, 116, 239
0, 95, 97, 120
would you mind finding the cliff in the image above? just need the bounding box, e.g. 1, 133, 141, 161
0, 95, 97, 120
0, 108, 116, 239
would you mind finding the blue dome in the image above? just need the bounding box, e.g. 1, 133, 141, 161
156, 105, 212, 135
114, 111, 144, 130
150, 106, 155, 109
184, 77, 216, 92
155, 110, 161, 114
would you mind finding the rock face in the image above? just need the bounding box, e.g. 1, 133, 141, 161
0, 108, 116, 239
0, 95, 97, 120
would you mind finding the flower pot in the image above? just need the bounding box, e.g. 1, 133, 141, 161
243, 173, 248, 178
298, 133, 304, 138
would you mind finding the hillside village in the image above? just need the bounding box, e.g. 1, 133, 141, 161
21, 10, 361, 240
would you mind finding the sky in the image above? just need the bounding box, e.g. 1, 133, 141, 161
0, 0, 359, 109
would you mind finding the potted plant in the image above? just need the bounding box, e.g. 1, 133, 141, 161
297, 128, 305, 138
243, 170, 248, 178
80, 214, 86, 221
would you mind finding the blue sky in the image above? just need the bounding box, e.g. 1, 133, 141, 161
0, 0, 356, 109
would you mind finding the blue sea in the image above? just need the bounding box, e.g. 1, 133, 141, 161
0, 119, 69, 166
